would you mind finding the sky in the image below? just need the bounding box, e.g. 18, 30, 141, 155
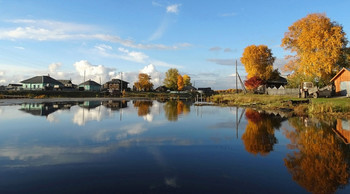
0, 0, 349, 89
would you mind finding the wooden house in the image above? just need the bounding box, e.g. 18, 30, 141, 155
330, 67, 350, 96
333, 119, 350, 144
102, 79, 129, 92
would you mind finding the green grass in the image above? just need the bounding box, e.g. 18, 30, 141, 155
211, 93, 350, 117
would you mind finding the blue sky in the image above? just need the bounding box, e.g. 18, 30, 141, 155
0, 0, 349, 89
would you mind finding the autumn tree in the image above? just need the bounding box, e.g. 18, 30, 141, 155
281, 13, 349, 86
244, 76, 265, 90
183, 74, 192, 86
164, 68, 179, 91
134, 73, 154, 91
177, 75, 184, 91
284, 117, 350, 193
133, 101, 153, 116
242, 109, 283, 156
241, 45, 275, 80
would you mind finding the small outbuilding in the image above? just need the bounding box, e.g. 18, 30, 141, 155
78, 80, 101, 91
330, 67, 350, 96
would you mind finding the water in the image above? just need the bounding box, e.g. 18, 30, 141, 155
0, 100, 349, 193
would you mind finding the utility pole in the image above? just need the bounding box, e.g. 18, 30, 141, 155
84, 70, 86, 82
120, 72, 123, 92
236, 60, 238, 93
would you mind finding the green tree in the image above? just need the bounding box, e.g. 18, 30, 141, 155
164, 68, 179, 91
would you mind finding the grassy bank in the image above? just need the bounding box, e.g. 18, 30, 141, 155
211, 93, 350, 117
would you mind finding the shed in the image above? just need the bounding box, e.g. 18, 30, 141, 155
78, 80, 101, 91
330, 67, 350, 96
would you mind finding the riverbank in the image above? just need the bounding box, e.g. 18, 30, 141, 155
211, 93, 350, 118
0, 97, 151, 106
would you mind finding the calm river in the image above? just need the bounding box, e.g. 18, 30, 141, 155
0, 100, 349, 193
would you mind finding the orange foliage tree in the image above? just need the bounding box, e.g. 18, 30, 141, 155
133, 101, 153, 116
177, 75, 184, 91
244, 76, 265, 90
281, 13, 349, 85
240, 45, 275, 80
134, 73, 154, 91
241, 109, 282, 156
283, 117, 350, 193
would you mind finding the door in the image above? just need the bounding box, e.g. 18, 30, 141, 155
340, 81, 350, 96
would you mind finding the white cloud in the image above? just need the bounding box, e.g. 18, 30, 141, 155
0, 19, 191, 50
118, 47, 149, 63
72, 105, 114, 126
209, 46, 222, 51
95, 44, 112, 52
152, 1, 162, 7
140, 64, 161, 86
148, 18, 169, 41
14, 46, 25, 50
166, 4, 181, 14
73, 60, 117, 84
0, 71, 6, 84
47, 114, 59, 123
207, 58, 235, 66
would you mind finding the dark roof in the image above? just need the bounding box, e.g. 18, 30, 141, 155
105, 79, 129, 84
8, 84, 22, 87
79, 80, 101, 86
267, 76, 287, 84
183, 85, 197, 91
21, 76, 63, 85
58, 80, 73, 85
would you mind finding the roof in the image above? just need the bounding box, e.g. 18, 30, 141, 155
58, 80, 73, 85
21, 76, 63, 85
79, 80, 101, 86
183, 85, 197, 91
267, 76, 287, 84
330, 67, 350, 82
105, 79, 129, 84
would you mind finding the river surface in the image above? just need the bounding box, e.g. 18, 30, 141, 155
0, 100, 349, 193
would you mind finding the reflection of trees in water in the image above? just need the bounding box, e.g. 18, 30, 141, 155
133, 101, 153, 116
242, 109, 283, 156
284, 117, 350, 194
163, 100, 191, 121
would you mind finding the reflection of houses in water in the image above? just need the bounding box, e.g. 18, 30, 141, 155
102, 100, 128, 111
20, 103, 58, 116
333, 119, 350, 144
19, 102, 77, 116
78, 101, 101, 109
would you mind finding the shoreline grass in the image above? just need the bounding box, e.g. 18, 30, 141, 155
211, 93, 350, 118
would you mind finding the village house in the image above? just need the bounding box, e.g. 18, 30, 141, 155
183, 85, 197, 92
78, 80, 101, 91
102, 79, 129, 92
21, 75, 64, 90
6, 84, 23, 91
58, 80, 77, 90
330, 67, 350, 96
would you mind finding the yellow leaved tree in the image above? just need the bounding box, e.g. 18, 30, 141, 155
177, 75, 184, 91
240, 45, 275, 80
281, 13, 349, 85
